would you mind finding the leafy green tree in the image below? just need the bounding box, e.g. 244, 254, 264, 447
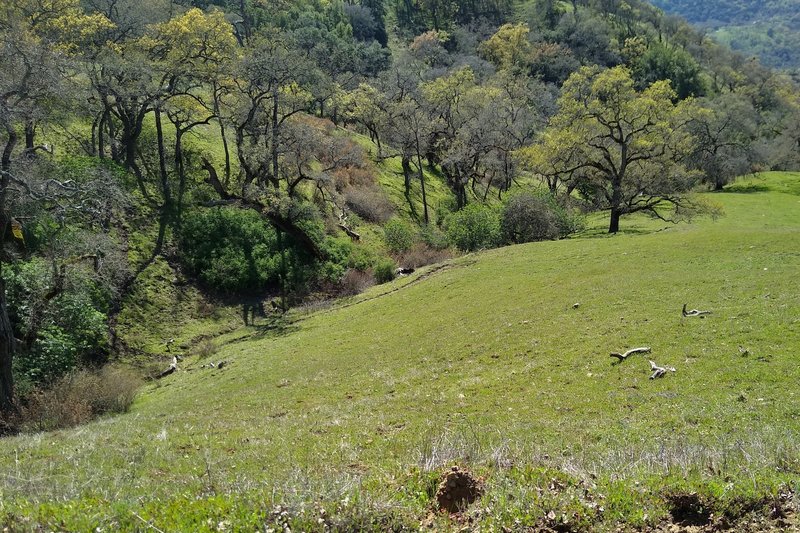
445, 203, 501, 251
688, 94, 760, 190
520, 66, 704, 233
178, 208, 280, 293
631, 42, 706, 99
479, 23, 533, 73
0, 0, 117, 415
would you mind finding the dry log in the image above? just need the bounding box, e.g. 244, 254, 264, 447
156, 356, 178, 379
609, 346, 651, 362
337, 208, 361, 241
682, 303, 712, 317
649, 360, 676, 379
338, 223, 361, 241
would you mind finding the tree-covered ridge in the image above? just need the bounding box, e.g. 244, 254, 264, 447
651, 0, 800, 27
652, 0, 800, 69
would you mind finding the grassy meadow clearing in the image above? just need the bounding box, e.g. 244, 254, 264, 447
1, 172, 799, 531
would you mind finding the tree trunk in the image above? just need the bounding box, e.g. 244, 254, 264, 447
175, 128, 186, 227
608, 208, 621, 233
0, 132, 17, 414
416, 152, 429, 225
213, 85, 232, 186
98, 110, 107, 159
271, 88, 280, 188
0, 275, 15, 414
400, 156, 419, 220
608, 176, 622, 233
107, 110, 119, 162
401, 155, 412, 196
154, 107, 172, 255
24, 121, 35, 153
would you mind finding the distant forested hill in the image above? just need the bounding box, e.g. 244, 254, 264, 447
652, 0, 800, 69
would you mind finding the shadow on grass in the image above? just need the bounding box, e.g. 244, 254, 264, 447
719, 183, 771, 194
223, 316, 300, 346
578, 225, 667, 238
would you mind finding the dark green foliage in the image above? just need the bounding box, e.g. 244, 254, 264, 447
178, 207, 371, 294
631, 43, 706, 99
392, 0, 514, 35
178, 208, 281, 294
373, 258, 397, 284
383, 218, 416, 254
445, 204, 501, 252
6, 260, 109, 388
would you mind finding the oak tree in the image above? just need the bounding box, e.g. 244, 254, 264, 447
520, 66, 704, 233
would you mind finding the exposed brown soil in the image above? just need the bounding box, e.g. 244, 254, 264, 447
435, 466, 484, 514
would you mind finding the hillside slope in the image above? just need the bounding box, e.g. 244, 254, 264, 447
653, 0, 800, 69
2, 173, 800, 530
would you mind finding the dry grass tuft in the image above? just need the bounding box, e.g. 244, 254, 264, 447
19, 366, 142, 432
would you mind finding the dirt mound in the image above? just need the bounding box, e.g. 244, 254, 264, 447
666, 491, 713, 526
435, 466, 483, 513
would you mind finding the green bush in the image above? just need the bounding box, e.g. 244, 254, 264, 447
420, 225, 450, 250
7, 260, 109, 386
383, 218, 416, 254
502, 194, 561, 243
502, 192, 585, 244
179, 204, 351, 294
179, 208, 279, 293
373, 258, 397, 284
444, 203, 502, 252
546, 196, 586, 237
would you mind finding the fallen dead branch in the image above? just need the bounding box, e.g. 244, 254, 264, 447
649, 360, 676, 379
610, 346, 651, 363
682, 303, 712, 317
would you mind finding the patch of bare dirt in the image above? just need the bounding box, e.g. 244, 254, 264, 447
435, 466, 484, 514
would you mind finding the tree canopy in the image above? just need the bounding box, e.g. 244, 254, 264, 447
520, 66, 707, 233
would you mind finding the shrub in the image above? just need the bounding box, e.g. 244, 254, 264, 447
373, 258, 397, 284
444, 204, 502, 252
345, 186, 395, 223
180, 204, 332, 294
397, 244, 453, 269
338, 269, 376, 296
420, 225, 450, 250
501, 194, 561, 244
19, 366, 142, 432
190, 338, 218, 359
179, 208, 279, 293
7, 261, 109, 386
502, 192, 586, 244
383, 218, 416, 254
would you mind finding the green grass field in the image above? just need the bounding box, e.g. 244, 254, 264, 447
2, 173, 799, 531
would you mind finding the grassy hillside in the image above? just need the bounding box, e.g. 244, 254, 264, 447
1, 173, 799, 530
